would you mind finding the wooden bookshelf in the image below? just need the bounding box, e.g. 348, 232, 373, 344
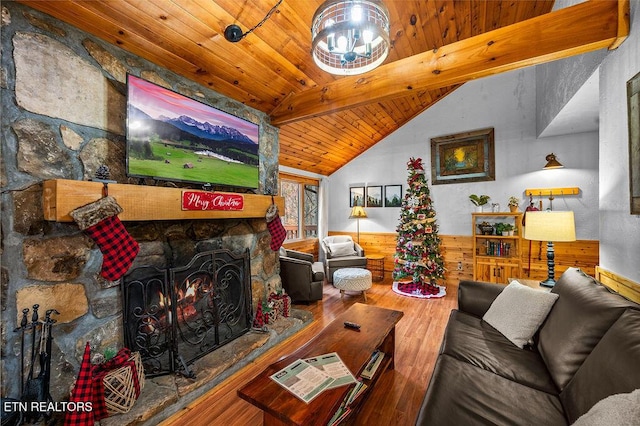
472, 212, 523, 284
42, 179, 284, 222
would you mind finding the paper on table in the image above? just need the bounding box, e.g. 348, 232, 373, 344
270, 359, 334, 403
304, 352, 358, 389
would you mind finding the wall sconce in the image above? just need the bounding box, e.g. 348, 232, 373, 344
543, 153, 564, 169
349, 205, 368, 244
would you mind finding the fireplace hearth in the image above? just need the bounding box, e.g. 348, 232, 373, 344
122, 249, 252, 378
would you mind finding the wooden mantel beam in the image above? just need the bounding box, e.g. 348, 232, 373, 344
270, 0, 629, 126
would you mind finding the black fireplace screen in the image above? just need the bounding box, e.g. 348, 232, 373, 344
122, 249, 252, 378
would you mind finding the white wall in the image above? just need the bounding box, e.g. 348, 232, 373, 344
326, 66, 600, 240
599, 1, 640, 282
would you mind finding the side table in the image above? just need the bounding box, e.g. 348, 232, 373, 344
367, 255, 385, 282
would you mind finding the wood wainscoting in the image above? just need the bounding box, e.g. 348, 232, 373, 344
596, 266, 640, 304
327, 231, 599, 287
521, 239, 599, 280
282, 239, 320, 260
328, 232, 475, 287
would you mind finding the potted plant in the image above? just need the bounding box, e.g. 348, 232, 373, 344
469, 194, 490, 212
494, 222, 506, 236
508, 196, 520, 212
477, 221, 494, 235
503, 223, 515, 236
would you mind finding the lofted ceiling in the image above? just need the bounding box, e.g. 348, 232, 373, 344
17, 0, 627, 176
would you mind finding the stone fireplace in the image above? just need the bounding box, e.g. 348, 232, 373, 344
1, 3, 290, 421
123, 249, 253, 378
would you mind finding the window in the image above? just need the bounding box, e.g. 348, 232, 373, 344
280, 173, 319, 241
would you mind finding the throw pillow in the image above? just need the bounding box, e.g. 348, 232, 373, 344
328, 241, 357, 257
482, 280, 559, 349
571, 389, 640, 426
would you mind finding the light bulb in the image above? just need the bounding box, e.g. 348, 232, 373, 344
351, 5, 362, 22
362, 30, 373, 43
327, 33, 335, 51
337, 35, 348, 51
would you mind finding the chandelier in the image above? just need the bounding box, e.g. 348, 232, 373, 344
311, 0, 390, 75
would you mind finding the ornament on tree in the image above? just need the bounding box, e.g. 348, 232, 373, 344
392, 157, 446, 299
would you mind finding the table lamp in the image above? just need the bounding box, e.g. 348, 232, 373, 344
349, 205, 367, 244
523, 210, 576, 287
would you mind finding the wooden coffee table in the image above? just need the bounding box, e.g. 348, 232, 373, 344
238, 303, 403, 426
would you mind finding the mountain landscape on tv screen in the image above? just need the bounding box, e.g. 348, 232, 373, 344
128, 106, 258, 164
161, 114, 255, 144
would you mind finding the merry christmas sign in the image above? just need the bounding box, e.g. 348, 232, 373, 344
182, 191, 244, 211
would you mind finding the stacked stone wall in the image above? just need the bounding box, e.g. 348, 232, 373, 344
0, 3, 281, 402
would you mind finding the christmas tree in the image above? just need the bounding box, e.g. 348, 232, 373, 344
393, 157, 446, 297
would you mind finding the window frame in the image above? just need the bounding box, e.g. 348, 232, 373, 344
279, 172, 319, 242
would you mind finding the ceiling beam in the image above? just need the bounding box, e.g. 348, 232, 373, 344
270, 0, 628, 126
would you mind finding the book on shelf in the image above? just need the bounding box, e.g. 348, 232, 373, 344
360, 350, 385, 380
345, 379, 368, 406
327, 380, 369, 426
327, 403, 351, 426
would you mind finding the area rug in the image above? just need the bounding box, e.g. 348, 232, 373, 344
392, 281, 446, 299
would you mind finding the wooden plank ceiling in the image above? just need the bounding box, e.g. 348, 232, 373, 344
17, 1, 627, 176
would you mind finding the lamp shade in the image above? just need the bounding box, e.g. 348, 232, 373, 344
523, 211, 576, 242
543, 153, 564, 169
349, 205, 368, 219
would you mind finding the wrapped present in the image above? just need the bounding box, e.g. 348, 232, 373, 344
91, 348, 145, 420
268, 292, 291, 319
262, 302, 276, 324
253, 303, 265, 328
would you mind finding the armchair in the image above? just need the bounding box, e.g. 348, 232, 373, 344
321, 236, 367, 283
279, 248, 324, 302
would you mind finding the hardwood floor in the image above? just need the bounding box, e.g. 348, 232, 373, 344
161, 276, 459, 426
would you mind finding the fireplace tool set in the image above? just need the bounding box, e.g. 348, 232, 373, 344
12, 304, 60, 424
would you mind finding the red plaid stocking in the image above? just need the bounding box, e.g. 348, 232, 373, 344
266, 204, 286, 251
70, 196, 139, 281
84, 215, 139, 281
64, 342, 94, 426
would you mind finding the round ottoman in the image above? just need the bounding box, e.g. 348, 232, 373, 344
333, 268, 372, 302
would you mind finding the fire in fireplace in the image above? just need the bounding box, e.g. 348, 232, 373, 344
122, 249, 252, 378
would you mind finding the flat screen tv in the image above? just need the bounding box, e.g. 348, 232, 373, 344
126, 74, 260, 189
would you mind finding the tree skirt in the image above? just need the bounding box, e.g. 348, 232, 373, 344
392, 281, 446, 299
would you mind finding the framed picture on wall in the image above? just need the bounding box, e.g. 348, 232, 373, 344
384, 185, 402, 207
430, 127, 495, 185
366, 186, 383, 207
350, 186, 365, 207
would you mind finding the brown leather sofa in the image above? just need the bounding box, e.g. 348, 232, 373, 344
416, 267, 640, 425
279, 248, 324, 302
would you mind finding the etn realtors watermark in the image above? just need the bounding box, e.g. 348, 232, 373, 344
3, 400, 93, 413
